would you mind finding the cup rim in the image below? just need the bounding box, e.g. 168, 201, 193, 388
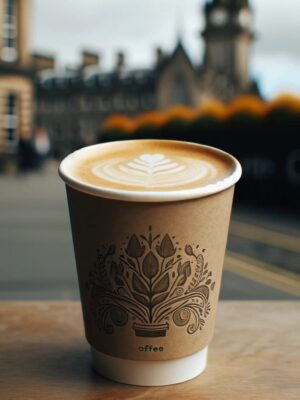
58, 140, 242, 203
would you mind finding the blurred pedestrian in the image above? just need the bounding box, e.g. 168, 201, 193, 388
18, 138, 35, 172
33, 125, 50, 170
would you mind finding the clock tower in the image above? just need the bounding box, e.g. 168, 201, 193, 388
202, 0, 254, 93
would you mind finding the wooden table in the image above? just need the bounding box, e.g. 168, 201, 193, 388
0, 302, 299, 400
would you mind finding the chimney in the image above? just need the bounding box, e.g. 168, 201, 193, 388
116, 51, 126, 73
32, 53, 55, 71
81, 50, 100, 70
155, 47, 165, 65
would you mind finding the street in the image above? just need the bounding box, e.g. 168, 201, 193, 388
1, 165, 300, 300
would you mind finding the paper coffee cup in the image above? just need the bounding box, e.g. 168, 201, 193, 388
59, 140, 241, 386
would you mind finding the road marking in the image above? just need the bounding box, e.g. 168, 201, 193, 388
225, 251, 300, 297
230, 220, 300, 253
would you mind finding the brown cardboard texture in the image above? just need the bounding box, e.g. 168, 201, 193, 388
66, 186, 235, 361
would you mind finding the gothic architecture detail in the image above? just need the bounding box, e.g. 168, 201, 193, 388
0, 0, 260, 160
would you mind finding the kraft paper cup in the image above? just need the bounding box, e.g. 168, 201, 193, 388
59, 140, 241, 386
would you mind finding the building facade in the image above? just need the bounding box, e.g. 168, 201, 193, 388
0, 0, 34, 161
0, 0, 259, 160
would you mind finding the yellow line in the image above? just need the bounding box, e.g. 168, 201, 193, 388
230, 220, 300, 253
225, 251, 300, 297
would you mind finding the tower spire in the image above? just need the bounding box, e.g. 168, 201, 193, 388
175, 9, 184, 44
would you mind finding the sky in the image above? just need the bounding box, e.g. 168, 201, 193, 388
30, 0, 300, 99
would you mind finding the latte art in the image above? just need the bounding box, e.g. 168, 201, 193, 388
92, 153, 218, 188
59, 140, 238, 200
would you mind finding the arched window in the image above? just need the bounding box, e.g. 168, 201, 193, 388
2, 0, 18, 62
5, 93, 18, 143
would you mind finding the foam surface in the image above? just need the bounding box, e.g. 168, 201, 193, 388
67, 141, 234, 193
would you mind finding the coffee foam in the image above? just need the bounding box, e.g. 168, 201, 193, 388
63, 140, 235, 193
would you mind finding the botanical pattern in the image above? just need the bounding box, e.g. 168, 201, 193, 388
87, 226, 215, 337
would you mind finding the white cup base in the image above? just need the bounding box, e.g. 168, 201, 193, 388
91, 346, 208, 386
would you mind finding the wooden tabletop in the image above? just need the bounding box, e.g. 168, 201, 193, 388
0, 302, 299, 400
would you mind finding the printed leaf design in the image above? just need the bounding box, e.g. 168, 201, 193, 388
142, 251, 159, 279
178, 261, 191, 278
185, 245, 193, 256
126, 234, 145, 257
196, 254, 204, 267
177, 261, 191, 286
118, 262, 124, 275
196, 285, 209, 300
111, 261, 118, 276
107, 245, 116, 256
166, 258, 174, 268
127, 258, 136, 268
152, 273, 169, 295
177, 275, 188, 286
156, 234, 176, 258
115, 277, 125, 286
152, 292, 169, 307
111, 262, 124, 286
132, 274, 148, 295
132, 292, 149, 307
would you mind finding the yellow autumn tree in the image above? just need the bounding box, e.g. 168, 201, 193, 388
267, 94, 300, 114
164, 105, 197, 123
134, 111, 166, 130
102, 114, 135, 134
195, 99, 227, 120
226, 95, 266, 119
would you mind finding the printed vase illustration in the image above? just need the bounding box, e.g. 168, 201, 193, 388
87, 226, 215, 338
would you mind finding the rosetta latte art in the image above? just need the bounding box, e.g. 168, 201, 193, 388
92, 153, 218, 188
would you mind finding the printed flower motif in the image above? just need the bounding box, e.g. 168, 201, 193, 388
142, 251, 159, 279
156, 234, 176, 258
89, 227, 215, 337
126, 234, 145, 258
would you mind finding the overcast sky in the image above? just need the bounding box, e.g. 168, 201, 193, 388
30, 0, 300, 98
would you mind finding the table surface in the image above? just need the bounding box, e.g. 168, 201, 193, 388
0, 302, 299, 400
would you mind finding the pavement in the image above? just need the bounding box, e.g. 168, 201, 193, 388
0, 163, 300, 300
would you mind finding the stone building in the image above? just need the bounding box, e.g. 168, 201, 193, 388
0, 0, 34, 161
0, 0, 259, 160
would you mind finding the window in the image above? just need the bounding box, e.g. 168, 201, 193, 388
54, 100, 66, 113
99, 97, 111, 112
5, 94, 18, 143
80, 96, 93, 112
170, 74, 191, 105
126, 96, 139, 112
113, 94, 125, 111
141, 94, 155, 110
2, 0, 18, 62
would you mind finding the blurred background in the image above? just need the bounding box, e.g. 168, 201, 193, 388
0, 0, 299, 301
